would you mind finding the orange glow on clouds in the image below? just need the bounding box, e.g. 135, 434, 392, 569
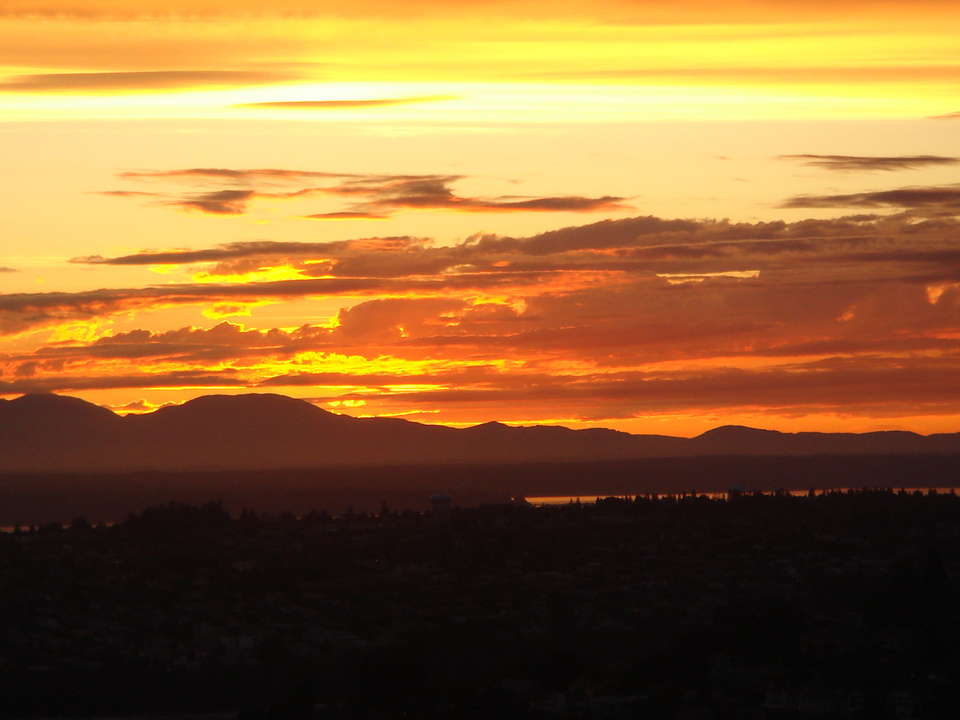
2, 0, 960, 435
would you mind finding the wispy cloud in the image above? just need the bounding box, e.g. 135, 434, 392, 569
0, 371, 246, 395
104, 167, 630, 218
238, 95, 456, 109
307, 211, 390, 220
0, 267, 19, 273
0, 70, 296, 92
172, 189, 256, 215
779, 154, 960, 172
118, 168, 348, 182
783, 185, 960, 210
535, 65, 960, 85
71, 238, 422, 267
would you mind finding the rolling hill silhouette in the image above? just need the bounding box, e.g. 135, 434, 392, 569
1, 392, 959, 472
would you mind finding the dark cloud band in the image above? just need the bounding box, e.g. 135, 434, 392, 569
783, 186, 960, 209
779, 154, 960, 172
103, 167, 630, 218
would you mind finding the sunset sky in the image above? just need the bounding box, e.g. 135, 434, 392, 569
2, 0, 960, 436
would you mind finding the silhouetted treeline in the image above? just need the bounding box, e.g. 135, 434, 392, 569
1, 489, 960, 718
2, 453, 960, 525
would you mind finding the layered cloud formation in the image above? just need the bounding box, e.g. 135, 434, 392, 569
4, 203, 960, 426
3, 0, 959, 438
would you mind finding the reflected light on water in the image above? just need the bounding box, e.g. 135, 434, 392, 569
527, 488, 960, 505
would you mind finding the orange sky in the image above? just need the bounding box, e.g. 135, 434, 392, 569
2, 0, 960, 436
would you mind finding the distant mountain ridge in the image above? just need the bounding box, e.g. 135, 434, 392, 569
1, 392, 959, 473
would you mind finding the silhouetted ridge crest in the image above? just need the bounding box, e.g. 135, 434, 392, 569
5, 392, 119, 422
0, 392, 958, 472
697, 425, 783, 439
465, 421, 513, 432
148, 392, 339, 420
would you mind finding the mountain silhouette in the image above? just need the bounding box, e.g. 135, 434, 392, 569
1, 392, 959, 472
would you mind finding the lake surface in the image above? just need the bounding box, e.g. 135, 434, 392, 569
527, 487, 960, 505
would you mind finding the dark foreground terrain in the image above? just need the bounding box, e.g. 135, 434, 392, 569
3, 453, 960, 525
1, 489, 960, 719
